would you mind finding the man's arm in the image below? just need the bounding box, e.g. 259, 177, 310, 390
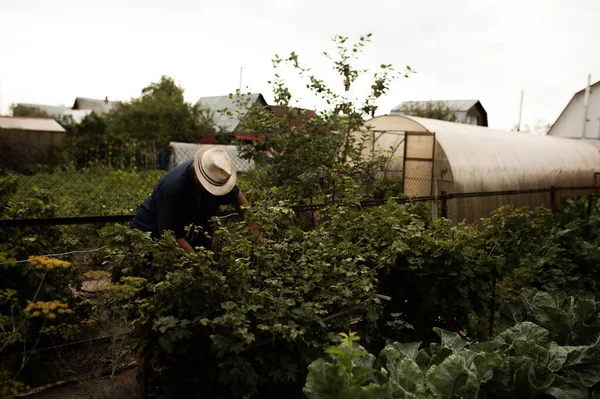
156, 187, 192, 252
176, 238, 195, 253
233, 192, 266, 245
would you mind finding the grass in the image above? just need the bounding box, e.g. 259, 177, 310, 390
11, 168, 165, 218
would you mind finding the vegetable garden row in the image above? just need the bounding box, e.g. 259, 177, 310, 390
2, 168, 600, 397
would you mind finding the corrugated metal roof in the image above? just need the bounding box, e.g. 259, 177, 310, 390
73, 97, 116, 115
17, 103, 71, 116
196, 93, 266, 133
391, 100, 480, 113
0, 116, 66, 132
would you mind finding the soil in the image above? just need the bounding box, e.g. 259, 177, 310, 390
23, 368, 138, 399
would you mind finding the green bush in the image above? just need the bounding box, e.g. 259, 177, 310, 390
98, 197, 600, 396
0, 173, 87, 394
304, 289, 600, 398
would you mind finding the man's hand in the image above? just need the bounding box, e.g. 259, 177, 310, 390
233, 192, 269, 248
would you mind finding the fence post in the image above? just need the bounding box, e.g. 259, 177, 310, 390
445, 276, 456, 331
550, 186, 557, 212
135, 320, 149, 399
440, 191, 448, 218
489, 272, 496, 337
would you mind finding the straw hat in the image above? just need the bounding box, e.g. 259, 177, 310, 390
193, 147, 237, 196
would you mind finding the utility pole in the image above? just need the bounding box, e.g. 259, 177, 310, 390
517, 90, 524, 131
239, 67, 243, 92
582, 74, 591, 139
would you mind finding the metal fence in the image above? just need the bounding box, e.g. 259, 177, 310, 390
0, 140, 253, 218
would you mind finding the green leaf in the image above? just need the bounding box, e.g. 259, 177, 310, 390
513, 339, 550, 364
391, 358, 425, 393
459, 351, 506, 399
433, 327, 467, 351
426, 353, 469, 397
325, 347, 347, 357
379, 341, 421, 362
510, 356, 534, 393
428, 347, 454, 367
546, 342, 569, 372
544, 386, 589, 399
496, 322, 551, 347
303, 358, 336, 398
528, 363, 555, 390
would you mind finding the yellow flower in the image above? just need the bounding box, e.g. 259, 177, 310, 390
0, 379, 29, 397
120, 276, 146, 286
83, 270, 111, 280
0, 331, 23, 345
1, 289, 17, 298
28, 256, 72, 271
23, 300, 72, 318
107, 284, 138, 296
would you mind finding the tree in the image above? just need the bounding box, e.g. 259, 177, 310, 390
513, 119, 551, 135
9, 104, 50, 118
105, 76, 214, 151
235, 34, 412, 203
399, 101, 457, 122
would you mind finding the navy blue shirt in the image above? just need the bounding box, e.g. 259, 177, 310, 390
132, 159, 240, 240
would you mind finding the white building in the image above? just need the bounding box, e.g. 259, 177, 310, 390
548, 78, 600, 151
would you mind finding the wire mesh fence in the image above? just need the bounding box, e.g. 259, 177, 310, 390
0, 238, 135, 396
1, 135, 598, 224
1, 140, 253, 218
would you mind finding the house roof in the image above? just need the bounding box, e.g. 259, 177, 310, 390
196, 93, 267, 133
16, 104, 92, 123
72, 97, 116, 115
268, 105, 318, 128
391, 100, 481, 113
548, 79, 600, 135
0, 116, 66, 133
17, 103, 71, 116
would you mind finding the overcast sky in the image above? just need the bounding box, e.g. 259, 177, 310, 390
0, 0, 598, 131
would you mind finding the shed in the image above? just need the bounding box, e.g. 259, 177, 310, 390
361, 114, 600, 222
168, 142, 254, 173
391, 100, 488, 127
0, 116, 67, 168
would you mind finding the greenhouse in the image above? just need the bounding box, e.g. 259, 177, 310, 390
362, 114, 600, 222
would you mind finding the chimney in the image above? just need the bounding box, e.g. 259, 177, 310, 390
104, 96, 109, 104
